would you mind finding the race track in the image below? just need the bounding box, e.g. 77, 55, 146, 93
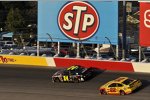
0, 65, 150, 100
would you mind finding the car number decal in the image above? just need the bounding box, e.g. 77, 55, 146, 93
63, 76, 69, 81
110, 88, 116, 92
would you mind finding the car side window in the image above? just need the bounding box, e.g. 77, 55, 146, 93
108, 83, 117, 87
117, 83, 123, 87
69, 70, 76, 75
63, 71, 69, 75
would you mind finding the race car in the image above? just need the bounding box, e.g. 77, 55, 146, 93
52, 65, 94, 83
99, 77, 142, 95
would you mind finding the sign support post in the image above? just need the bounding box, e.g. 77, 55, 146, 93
97, 44, 100, 59
37, 41, 40, 56
76, 43, 80, 58
139, 46, 141, 62
116, 45, 119, 60
58, 41, 60, 55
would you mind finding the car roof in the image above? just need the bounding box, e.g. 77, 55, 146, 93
102, 77, 129, 87
113, 77, 129, 83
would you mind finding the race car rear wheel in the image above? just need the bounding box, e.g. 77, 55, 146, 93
120, 90, 125, 95
100, 90, 107, 95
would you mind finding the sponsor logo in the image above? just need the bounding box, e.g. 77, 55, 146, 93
0, 56, 16, 63
144, 10, 150, 28
58, 1, 99, 40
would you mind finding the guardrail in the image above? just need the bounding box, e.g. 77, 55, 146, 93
0, 55, 150, 73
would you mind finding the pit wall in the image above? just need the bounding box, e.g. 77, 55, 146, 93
0, 55, 150, 73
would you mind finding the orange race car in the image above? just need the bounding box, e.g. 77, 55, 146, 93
99, 77, 142, 95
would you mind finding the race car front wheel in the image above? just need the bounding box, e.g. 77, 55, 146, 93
54, 78, 60, 82
74, 78, 79, 83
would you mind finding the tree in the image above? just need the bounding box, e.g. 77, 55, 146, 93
1, 1, 37, 33
5, 7, 25, 33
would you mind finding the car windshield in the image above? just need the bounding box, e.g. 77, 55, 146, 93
122, 79, 134, 85
71, 69, 83, 75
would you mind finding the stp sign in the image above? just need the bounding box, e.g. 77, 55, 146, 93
58, 1, 99, 40
144, 10, 150, 28
140, 2, 150, 46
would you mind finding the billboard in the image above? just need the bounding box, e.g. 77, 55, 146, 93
140, 2, 150, 47
38, 0, 118, 45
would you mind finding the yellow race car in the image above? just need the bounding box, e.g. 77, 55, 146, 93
99, 77, 142, 95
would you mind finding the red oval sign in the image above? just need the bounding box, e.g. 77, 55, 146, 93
58, 1, 99, 40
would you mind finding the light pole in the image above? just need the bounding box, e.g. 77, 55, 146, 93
105, 37, 116, 59
46, 33, 53, 44
122, 1, 127, 60
46, 33, 53, 48
74, 34, 88, 58
46, 33, 58, 54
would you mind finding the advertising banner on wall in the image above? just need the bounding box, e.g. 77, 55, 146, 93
140, 2, 150, 47
38, 0, 118, 45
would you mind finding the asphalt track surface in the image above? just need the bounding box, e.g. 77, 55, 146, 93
0, 65, 150, 100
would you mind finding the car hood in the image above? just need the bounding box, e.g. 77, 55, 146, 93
53, 70, 64, 76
